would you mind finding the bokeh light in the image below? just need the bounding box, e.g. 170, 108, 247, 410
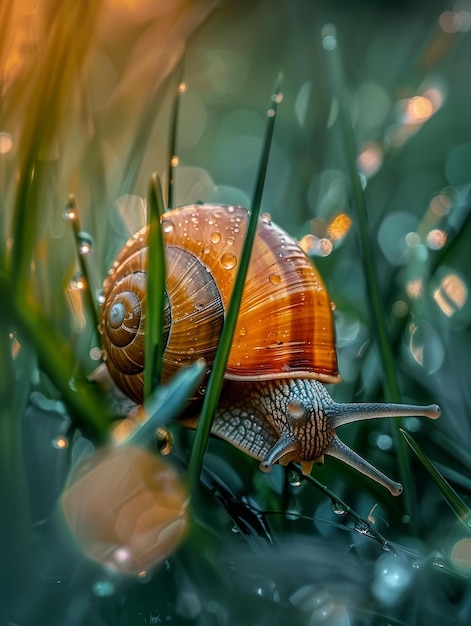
433, 272, 468, 317
327, 212, 352, 241
0, 132, 13, 154
372, 554, 414, 607
358, 141, 383, 178
408, 322, 445, 373
451, 538, 471, 575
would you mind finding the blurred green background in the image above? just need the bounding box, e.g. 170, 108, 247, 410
1, 0, 471, 624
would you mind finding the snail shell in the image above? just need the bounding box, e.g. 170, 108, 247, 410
100, 204, 339, 403
99, 204, 440, 495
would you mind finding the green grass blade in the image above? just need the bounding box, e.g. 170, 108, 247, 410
0, 322, 32, 562
187, 74, 284, 496
400, 429, 471, 529
322, 26, 401, 402
167, 79, 186, 209
64, 195, 100, 341
119, 360, 206, 449
294, 464, 396, 553
144, 174, 167, 400
1, 270, 110, 437
322, 25, 414, 514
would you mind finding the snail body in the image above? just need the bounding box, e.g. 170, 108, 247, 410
100, 204, 440, 495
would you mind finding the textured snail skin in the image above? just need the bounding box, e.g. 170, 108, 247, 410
100, 204, 441, 495
212, 378, 440, 495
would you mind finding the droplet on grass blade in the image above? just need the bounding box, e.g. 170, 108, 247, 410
77, 231, 93, 255
321, 24, 337, 51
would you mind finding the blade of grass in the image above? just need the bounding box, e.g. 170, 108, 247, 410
322, 25, 414, 517
119, 360, 206, 449
400, 428, 471, 530
167, 79, 186, 209
0, 325, 32, 576
144, 174, 167, 400
64, 195, 100, 340
290, 463, 397, 554
1, 270, 110, 437
187, 74, 284, 496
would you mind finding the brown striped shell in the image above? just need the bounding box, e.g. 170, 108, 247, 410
99, 204, 340, 404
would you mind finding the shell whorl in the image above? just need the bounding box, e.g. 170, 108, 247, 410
99, 204, 340, 404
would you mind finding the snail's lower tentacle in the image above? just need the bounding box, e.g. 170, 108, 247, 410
325, 434, 403, 496
260, 431, 299, 472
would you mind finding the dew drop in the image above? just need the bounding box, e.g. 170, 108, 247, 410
162, 219, 175, 233
210, 231, 221, 244
62, 205, 77, 221
321, 24, 337, 50
269, 273, 281, 285
227, 206, 235, 213
261, 212, 272, 224
202, 244, 211, 254
89, 347, 102, 361
187, 347, 195, 355
77, 231, 93, 255
332, 500, 346, 515
288, 470, 302, 488
239, 326, 247, 337
70, 273, 86, 290
226, 236, 234, 246
221, 252, 237, 270
354, 521, 375, 538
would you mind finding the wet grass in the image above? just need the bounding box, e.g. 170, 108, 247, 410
1, 1, 470, 625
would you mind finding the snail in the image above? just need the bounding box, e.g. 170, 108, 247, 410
99, 203, 440, 495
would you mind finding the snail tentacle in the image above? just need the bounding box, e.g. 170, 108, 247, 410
259, 431, 299, 472
326, 400, 441, 428
325, 435, 403, 496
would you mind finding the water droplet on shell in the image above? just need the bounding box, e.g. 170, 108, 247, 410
221, 253, 237, 270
